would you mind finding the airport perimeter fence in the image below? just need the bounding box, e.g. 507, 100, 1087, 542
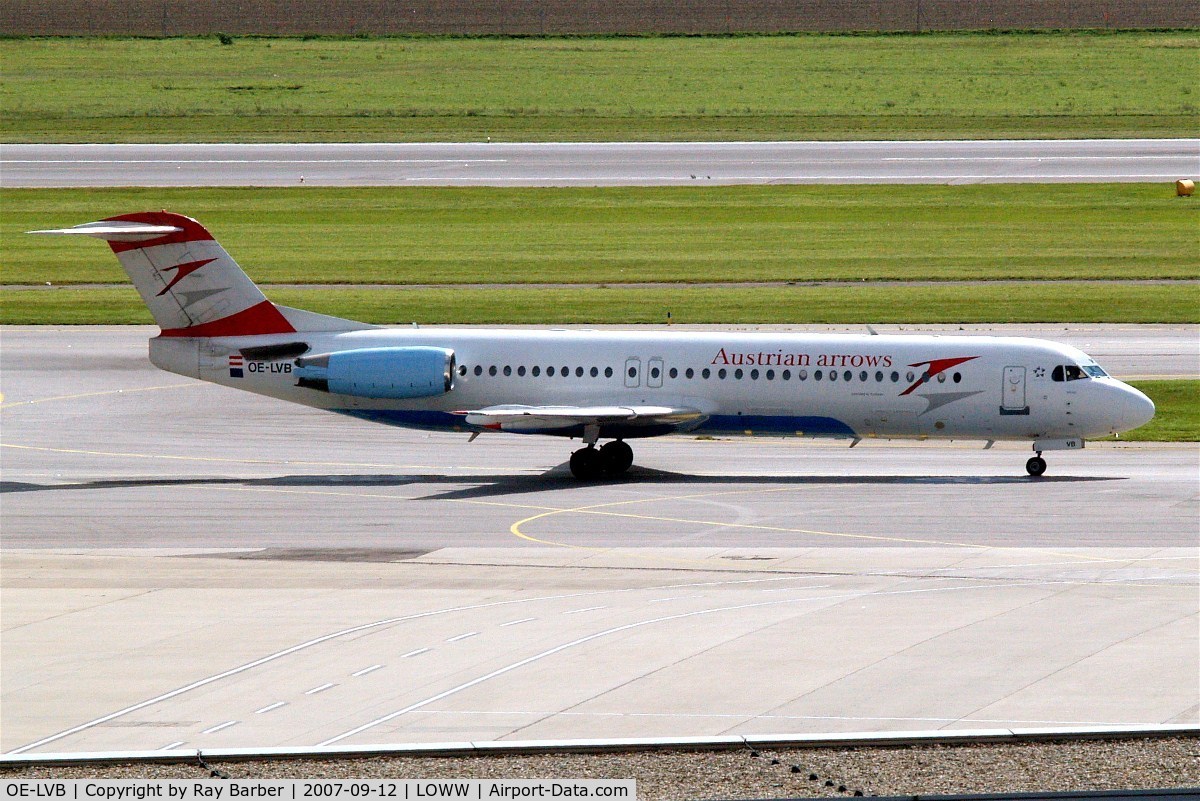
3, 0, 1198, 36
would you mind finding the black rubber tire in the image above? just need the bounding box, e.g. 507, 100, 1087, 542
570, 447, 604, 480
599, 440, 634, 475
1026, 456, 1047, 477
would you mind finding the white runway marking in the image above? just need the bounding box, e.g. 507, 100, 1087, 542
351, 665, 384, 677
446, 632, 479, 642
254, 702, 287, 714
881, 155, 1186, 162
200, 720, 238, 734
5, 159, 508, 165
401, 648, 431, 658
159, 741, 186, 750
563, 605, 608, 615
499, 617, 536, 627
762, 584, 832, 593
305, 683, 336, 695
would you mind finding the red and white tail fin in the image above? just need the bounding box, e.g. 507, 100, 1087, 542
29, 211, 371, 337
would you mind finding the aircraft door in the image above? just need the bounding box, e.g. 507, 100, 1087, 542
647, 357, 664, 388
1001, 365, 1029, 415
624, 357, 641, 388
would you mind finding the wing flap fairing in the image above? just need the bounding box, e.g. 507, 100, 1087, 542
459, 404, 704, 433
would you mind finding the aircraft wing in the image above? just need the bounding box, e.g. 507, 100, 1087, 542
459, 404, 704, 433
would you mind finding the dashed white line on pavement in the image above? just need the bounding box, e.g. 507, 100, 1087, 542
499, 617, 536, 627
401, 648, 430, 658
201, 721, 238, 734
305, 683, 335, 695
446, 632, 479, 642
352, 665, 384, 677
159, 741, 186, 750
563, 605, 608, 614
254, 701, 287, 714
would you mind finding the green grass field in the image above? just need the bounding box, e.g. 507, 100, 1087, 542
2, 31, 1196, 141
4, 282, 1197, 325
5, 185, 1197, 286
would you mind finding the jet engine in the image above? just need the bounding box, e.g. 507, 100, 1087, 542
293, 346, 455, 399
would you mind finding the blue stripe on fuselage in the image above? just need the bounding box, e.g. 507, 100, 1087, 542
702, 414, 856, 437
334, 409, 856, 438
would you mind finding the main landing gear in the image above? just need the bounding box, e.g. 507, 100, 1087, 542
1026, 453, 1047, 477
570, 440, 634, 480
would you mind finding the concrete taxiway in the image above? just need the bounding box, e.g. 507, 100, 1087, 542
3, 139, 1197, 187
1, 325, 1197, 754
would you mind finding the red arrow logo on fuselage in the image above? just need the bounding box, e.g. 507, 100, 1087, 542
156, 257, 217, 296
899, 356, 979, 396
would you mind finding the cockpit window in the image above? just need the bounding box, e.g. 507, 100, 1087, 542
1051, 364, 1089, 382
1083, 365, 1107, 378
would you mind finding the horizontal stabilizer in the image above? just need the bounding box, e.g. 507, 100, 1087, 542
28, 221, 184, 242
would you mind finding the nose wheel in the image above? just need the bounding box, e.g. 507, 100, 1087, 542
1026, 454, 1047, 477
570, 440, 634, 480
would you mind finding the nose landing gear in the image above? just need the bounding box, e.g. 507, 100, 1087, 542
570, 439, 634, 480
1026, 453, 1047, 477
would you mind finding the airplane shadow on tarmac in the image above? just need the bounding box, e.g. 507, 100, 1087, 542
0, 469, 1123, 503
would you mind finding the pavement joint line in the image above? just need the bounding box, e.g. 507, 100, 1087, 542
315, 579, 1072, 747
0, 382, 197, 409
959, 607, 1200, 724
0, 442, 526, 472
5, 724, 1198, 766
752, 575, 1090, 724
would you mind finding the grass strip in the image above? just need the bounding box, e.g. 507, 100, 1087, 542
3, 282, 1196, 325
5, 113, 1195, 144
1116, 380, 1200, 442
2, 32, 1196, 142
5, 185, 1197, 286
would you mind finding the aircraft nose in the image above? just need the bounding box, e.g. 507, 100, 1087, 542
1112, 382, 1156, 433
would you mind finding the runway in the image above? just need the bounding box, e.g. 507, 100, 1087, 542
3, 139, 1197, 187
1, 325, 1196, 754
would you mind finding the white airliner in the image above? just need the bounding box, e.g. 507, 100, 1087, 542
33, 212, 1155, 479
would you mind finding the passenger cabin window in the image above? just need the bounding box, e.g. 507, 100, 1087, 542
1052, 365, 1088, 382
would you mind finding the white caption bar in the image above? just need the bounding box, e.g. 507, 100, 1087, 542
0, 781, 636, 800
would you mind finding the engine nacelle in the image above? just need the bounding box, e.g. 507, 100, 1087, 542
294, 346, 455, 399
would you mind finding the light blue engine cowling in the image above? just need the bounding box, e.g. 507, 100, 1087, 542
294, 347, 455, 399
